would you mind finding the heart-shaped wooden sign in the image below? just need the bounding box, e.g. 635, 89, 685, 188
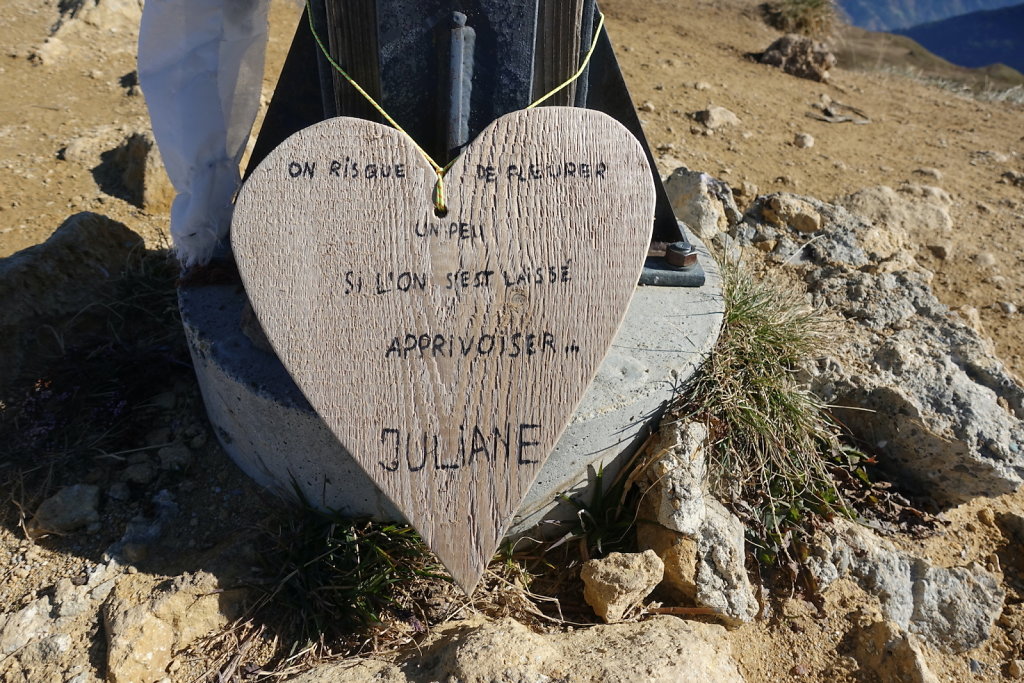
232, 107, 654, 593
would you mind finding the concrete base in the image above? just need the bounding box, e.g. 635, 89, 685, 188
180, 239, 722, 537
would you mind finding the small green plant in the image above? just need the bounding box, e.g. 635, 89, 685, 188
555, 464, 637, 560
674, 262, 850, 566
251, 507, 449, 653
761, 0, 839, 38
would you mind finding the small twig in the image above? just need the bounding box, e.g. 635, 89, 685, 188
93, 442, 174, 460
647, 606, 720, 616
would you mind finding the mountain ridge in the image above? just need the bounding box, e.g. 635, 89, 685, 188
894, 3, 1024, 72
837, 0, 1020, 30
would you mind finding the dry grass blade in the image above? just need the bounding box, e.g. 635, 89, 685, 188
674, 261, 849, 565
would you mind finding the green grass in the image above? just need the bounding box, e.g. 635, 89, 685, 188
673, 262, 855, 565
249, 507, 449, 655
761, 0, 839, 38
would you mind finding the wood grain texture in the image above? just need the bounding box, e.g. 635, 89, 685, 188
535, 0, 585, 106
231, 107, 654, 593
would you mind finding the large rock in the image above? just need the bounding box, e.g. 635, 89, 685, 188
581, 551, 664, 623
836, 185, 953, 256
757, 34, 836, 82
0, 597, 53, 656
664, 167, 742, 240
102, 572, 241, 683
116, 131, 175, 211
732, 193, 1024, 505
288, 616, 745, 682
27, 484, 100, 536
808, 520, 1004, 653
853, 621, 940, 683
635, 422, 759, 624
53, 0, 144, 40
762, 194, 821, 234
694, 500, 759, 624
0, 213, 143, 394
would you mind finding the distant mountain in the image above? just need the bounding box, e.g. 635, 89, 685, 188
895, 4, 1024, 72
837, 0, 1020, 31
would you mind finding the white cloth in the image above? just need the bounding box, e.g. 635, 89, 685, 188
138, 0, 272, 266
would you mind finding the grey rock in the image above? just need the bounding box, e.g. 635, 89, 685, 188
758, 34, 836, 82
0, 213, 143, 395
646, 422, 709, 536
975, 251, 998, 267
105, 490, 179, 563
664, 167, 741, 240
694, 500, 759, 624
54, 578, 91, 618
121, 458, 157, 485
0, 597, 53, 655
636, 422, 758, 624
794, 133, 814, 149
694, 106, 740, 129
810, 521, 1004, 653
28, 485, 100, 536
157, 444, 193, 471
581, 550, 664, 623
288, 616, 745, 682
18, 633, 72, 667
734, 192, 1024, 504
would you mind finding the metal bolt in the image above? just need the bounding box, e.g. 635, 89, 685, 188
664, 241, 697, 268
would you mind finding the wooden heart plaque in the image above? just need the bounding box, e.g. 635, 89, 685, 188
231, 107, 654, 592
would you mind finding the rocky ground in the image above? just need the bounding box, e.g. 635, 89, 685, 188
1, 0, 1023, 681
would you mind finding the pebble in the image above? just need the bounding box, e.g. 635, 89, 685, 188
998, 302, 1018, 315
977, 508, 995, 525
108, 482, 130, 501
975, 252, 997, 268
794, 133, 814, 149
927, 242, 952, 260
915, 167, 943, 181
638, 100, 655, 112
158, 444, 193, 471
1009, 659, 1024, 679
693, 81, 710, 90
122, 461, 157, 485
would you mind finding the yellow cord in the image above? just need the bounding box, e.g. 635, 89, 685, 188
306, 2, 605, 212
527, 12, 605, 110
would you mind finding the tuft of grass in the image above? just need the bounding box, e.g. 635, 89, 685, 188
761, 0, 839, 38
249, 508, 449, 657
673, 262, 850, 566
555, 464, 638, 560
